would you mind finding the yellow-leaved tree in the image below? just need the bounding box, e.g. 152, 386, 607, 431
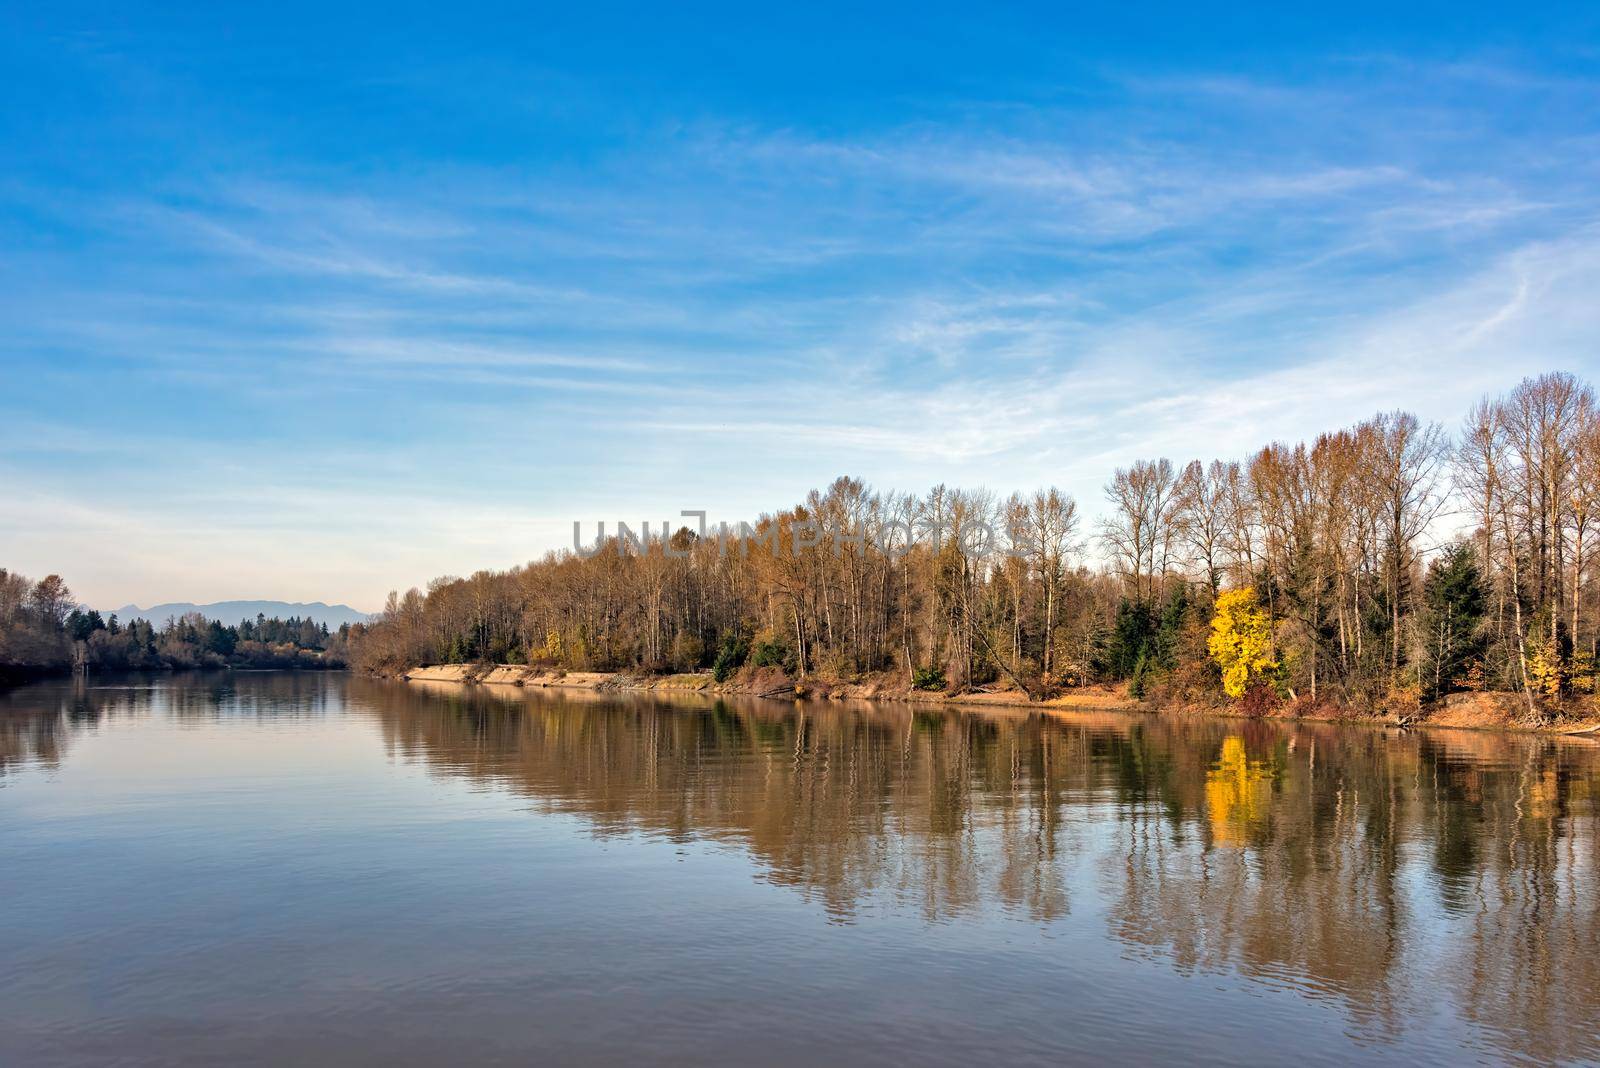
1525, 630, 1565, 701
1208, 587, 1277, 699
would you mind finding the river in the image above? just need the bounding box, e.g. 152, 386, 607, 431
2, 672, 1597, 1065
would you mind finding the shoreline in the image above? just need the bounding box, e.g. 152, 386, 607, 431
394, 663, 1600, 738
0, 662, 346, 695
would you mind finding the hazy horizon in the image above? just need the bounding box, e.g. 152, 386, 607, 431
5, 5, 1600, 608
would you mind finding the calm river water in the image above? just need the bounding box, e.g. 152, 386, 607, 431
3, 672, 1598, 1065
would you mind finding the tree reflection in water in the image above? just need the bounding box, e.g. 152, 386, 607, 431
5, 673, 1598, 1062
356, 679, 1600, 1061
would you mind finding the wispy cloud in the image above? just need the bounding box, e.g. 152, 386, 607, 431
5, 48, 1600, 605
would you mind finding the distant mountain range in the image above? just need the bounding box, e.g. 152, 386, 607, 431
107, 601, 374, 629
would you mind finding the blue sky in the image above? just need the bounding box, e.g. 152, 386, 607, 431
3, 3, 1600, 610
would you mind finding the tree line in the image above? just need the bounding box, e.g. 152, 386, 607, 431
0, 569, 348, 680
349, 372, 1600, 719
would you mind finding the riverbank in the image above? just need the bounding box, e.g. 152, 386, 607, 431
390, 661, 1600, 738
401, 662, 1139, 710
395, 663, 1600, 736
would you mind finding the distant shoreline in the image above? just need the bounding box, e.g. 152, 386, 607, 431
0, 662, 346, 691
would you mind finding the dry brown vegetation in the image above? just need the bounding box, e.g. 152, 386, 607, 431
346, 373, 1600, 725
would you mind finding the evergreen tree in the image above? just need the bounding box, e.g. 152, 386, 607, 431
1105, 598, 1156, 679
1419, 543, 1487, 700
1153, 584, 1190, 671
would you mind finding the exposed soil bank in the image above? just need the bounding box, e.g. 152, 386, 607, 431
1148, 689, 1600, 736
401, 662, 1135, 709
401, 663, 1024, 703
396, 663, 1600, 736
